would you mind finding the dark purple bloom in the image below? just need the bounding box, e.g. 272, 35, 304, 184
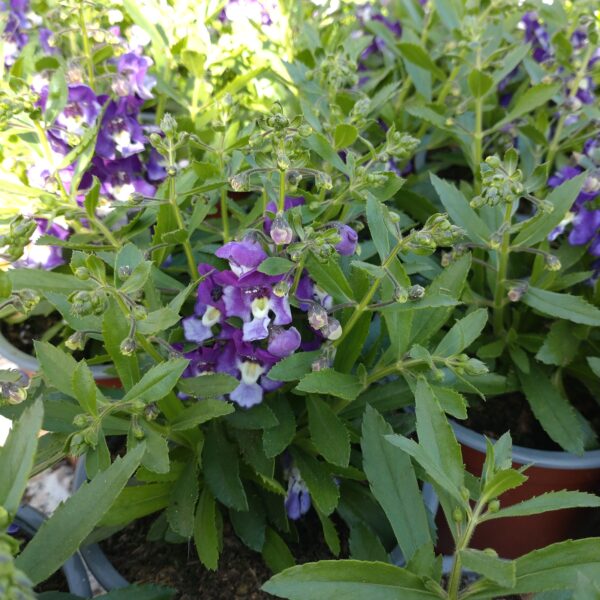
1, 0, 29, 66
17, 218, 68, 269
569, 209, 600, 246
91, 156, 155, 202
548, 165, 599, 207
267, 326, 301, 358
114, 52, 156, 100
95, 97, 146, 159
216, 239, 268, 278
147, 148, 167, 181
334, 224, 358, 255
522, 12, 552, 63
358, 6, 402, 60
284, 465, 311, 520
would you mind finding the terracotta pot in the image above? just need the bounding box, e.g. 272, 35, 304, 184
0, 331, 118, 387
15, 504, 92, 596
436, 421, 600, 559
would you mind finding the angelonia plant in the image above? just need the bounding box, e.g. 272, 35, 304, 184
0, 0, 600, 596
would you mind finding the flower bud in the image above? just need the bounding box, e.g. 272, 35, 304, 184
544, 254, 561, 271
166, 165, 177, 177
408, 285, 425, 301
145, 404, 159, 421
73, 413, 90, 428
148, 132, 162, 147
452, 507, 463, 523
132, 305, 148, 320
120, 337, 137, 356
65, 331, 86, 351
322, 317, 342, 341
488, 499, 500, 513
0, 506, 9, 529
0, 383, 27, 405
393, 286, 409, 303
160, 113, 177, 136
74, 267, 90, 280
118, 265, 132, 280
311, 355, 330, 371
71, 291, 94, 316
270, 212, 294, 245
308, 303, 328, 330
273, 279, 291, 297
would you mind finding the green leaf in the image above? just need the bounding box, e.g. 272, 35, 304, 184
306, 255, 355, 302
34, 341, 77, 398
496, 83, 561, 129
9, 269, 92, 293
262, 560, 440, 599
291, 448, 339, 515
366, 196, 393, 261
84, 177, 101, 219
171, 400, 235, 431
122, 359, 189, 405
177, 373, 239, 398
262, 527, 295, 574
166, 459, 199, 538
513, 174, 586, 247
482, 490, 600, 522
136, 422, 170, 474
430, 174, 491, 245
468, 69, 494, 98
307, 397, 350, 467
306, 133, 350, 175
397, 42, 444, 79
258, 257, 295, 276
435, 309, 488, 356
99, 482, 171, 526
72, 361, 99, 415
482, 469, 528, 502
430, 386, 467, 419
535, 321, 581, 367
459, 549, 516, 588
349, 522, 389, 563
17, 444, 144, 585
267, 351, 322, 382
296, 369, 363, 402
361, 405, 433, 564
230, 489, 266, 552
432, 0, 461, 29
193, 488, 220, 570
588, 357, 600, 378
334, 124, 359, 149
522, 287, 600, 326
316, 508, 341, 556
203, 423, 248, 510
103, 299, 139, 390
44, 67, 67, 123
119, 261, 153, 294
519, 364, 584, 455
414, 378, 464, 489
467, 539, 600, 599
0, 402, 43, 515
263, 399, 297, 458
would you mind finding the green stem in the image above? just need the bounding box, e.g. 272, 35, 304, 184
167, 143, 199, 282
492, 201, 513, 335
472, 48, 483, 193
219, 150, 230, 243
78, 5, 95, 90
91, 215, 121, 248
278, 168, 286, 212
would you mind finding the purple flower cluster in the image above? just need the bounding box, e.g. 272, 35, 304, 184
1, 0, 29, 66
17, 218, 69, 269
548, 138, 600, 260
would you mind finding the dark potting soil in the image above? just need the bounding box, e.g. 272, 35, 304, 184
464, 385, 600, 451
100, 513, 349, 600
1, 314, 62, 355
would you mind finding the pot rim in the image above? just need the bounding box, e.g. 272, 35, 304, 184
451, 420, 600, 469
0, 330, 111, 380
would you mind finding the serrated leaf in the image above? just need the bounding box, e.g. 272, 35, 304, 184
122, 358, 189, 404
263, 399, 296, 458
334, 123, 358, 149
170, 400, 235, 431
193, 488, 220, 570
258, 257, 295, 275
296, 369, 363, 402
307, 396, 350, 467
177, 373, 239, 398
349, 522, 389, 562
522, 287, 600, 326
119, 261, 152, 294
435, 309, 488, 356
397, 42, 444, 79
306, 132, 350, 175
291, 448, 339, 515
430, 386, 467, 419
16, 444, 144, 584
496, 83, 561, 129
366, 196, 393, 261
34, 341, 77, 398
99, 482, 171, 527
262, 560, 440, 599
306, 255, 354, 302
460, 549, 516, 588
103, 299, 139, 390
72, 361, 99, 415
268, 351, 322, 382
262, 527, 295, 574
468, 69, 494, 98
166, 459, 199, 538
361, 405, 433, 565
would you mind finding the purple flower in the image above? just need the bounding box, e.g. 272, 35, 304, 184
95, 97, 146, 159
358, 6, 402, 60
267, 326, 301, 358
216, 239, 268, 278
17, 218, 68, 269
147, 148, 167, 181
569, 209, 600, 246
522, 12, 552, 63
114, 52, 156, 100
220, 0, 278, 26
91, 156, 155, 202
284, 465, 311, 520
334, 224, 358, 256
1, 0, 29, 66
264, 196, 304, 233
549, 165, 599, 207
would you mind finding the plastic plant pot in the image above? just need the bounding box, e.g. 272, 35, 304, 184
0, 331, 120, 387
15, 504, 92, 597
436, 421, 600, 559
73, 459, 129, 590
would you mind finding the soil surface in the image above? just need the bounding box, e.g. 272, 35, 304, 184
1, 314, 61, 355
101, 513, 349, 600
464, 386, 600, 451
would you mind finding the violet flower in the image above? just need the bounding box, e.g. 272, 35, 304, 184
284, 465, 311, 520
95, 97, 146, 159
91, 156, 155, 202
522, 12, 552, 63
216, 238, 268, 279
114, 52, 156, 100
17, 218, 68, 269
1, 0, 29, 66
334, 223, 358, 256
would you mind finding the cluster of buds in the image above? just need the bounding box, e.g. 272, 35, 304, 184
3, 290, 40, 315
0, 216, 37, 263
0, 374, 28, 407
68, 426, 99, 456
0, 89, 40, 130
0, 532, 36, 600
69, 289, 107, 316
406, 214, 463, 256
149, 114, 189, 172
306, 50, 359, 92
380, 128, 420, 162
448, 354, 489, 376
471, 153, 524, 208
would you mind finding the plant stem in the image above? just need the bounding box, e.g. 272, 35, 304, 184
219, 149, 230, 243
473, 48, 483, 193
278, 168, 286, 212
492, 201, 513, 335
167, 143, 199, 282
78, 5, 95, 90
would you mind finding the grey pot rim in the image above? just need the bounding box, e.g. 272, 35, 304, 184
451, 420, 600, 470
0, 331, 112, 380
